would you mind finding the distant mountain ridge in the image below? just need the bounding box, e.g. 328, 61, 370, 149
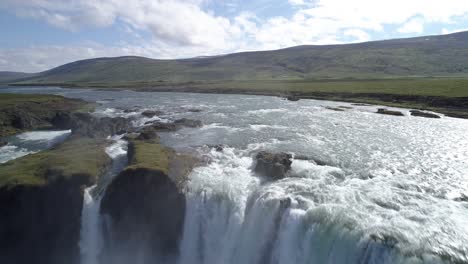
4, 31, 468, 85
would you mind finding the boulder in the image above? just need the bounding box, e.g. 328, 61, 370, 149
410, 110, 440, 118
137, 127, 160, 141
141, 110, 163, 118
326, 107, 345, 112
187, 108, 202, 112
0, 141, 7, 147
286, 96, 300, 101
376, 108, 404, 116
454, 194, 468, 202
145, 119, 202, 132
174, 118, 202, 128
254, 151, 293, 180
147, 122, 178, 131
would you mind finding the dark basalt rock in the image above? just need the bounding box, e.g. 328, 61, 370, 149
326, 107, 345, 112
376, 108, 404, 116
147, 122, 178, 131
141, 110, 163, 118
137, 127, 160, 141
287, 96, 300, 101
100, 139, 191, 264
410, 110, 441, 118
145, 119, 202, 132
454, 194, 468, 202
10, 109, 44, 130
0, 176, 91, 264
100, 168, 185, 264
52, 112, 132, 138
0, 141, 7, 147
187, 108, 202, 112
174, 118, 202, 128
254, 151, 293, 180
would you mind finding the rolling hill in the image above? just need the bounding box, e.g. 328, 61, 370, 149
6, 31, 468, 85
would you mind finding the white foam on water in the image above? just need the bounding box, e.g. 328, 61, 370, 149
249, 124, 288, 131
176, 145, 468, 264
0, 130, 71, 164
79, 137, 128, 264
0, 145, 34, 164
17, 130, 71, 142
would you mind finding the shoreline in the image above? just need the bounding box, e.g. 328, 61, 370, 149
5, 83, 468, 119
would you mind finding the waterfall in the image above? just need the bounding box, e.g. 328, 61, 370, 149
79, 136, 128, 264
176, 148, 452, 264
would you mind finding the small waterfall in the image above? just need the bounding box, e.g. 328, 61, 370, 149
79, 136, 128, 264
79, 186, 104, 264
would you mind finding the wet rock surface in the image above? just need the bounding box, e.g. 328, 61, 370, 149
410, 110, 441, 118
144, 118, 202, 132
174, 118, 202, 128
52, 112, 132, 138
254, 151, 293, 180
137, 127, 160, 141
141, 110, 163, 118
376, 108, 405, 116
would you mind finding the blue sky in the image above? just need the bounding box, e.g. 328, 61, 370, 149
1, 0, 468, 72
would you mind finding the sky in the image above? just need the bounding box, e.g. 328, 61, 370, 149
1, 0, 468, 72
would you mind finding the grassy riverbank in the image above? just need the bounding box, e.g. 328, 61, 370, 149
10, 77, 468, 118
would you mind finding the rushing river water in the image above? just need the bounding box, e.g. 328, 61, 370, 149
1, 87, 468, 263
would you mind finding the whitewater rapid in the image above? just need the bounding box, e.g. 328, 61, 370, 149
0, 130, 71, 164
2, 87, 467, 263
80, 136, 128, 264
178, 146, 468, 264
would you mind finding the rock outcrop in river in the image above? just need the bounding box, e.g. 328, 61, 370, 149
0, 138, 111, 264
254, 151, 293, 180
100, 137, 194, 264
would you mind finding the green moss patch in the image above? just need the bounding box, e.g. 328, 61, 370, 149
0, 137, 110, 189
127, 139, 173, 175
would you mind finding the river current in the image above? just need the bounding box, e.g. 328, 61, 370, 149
2, 87, 467, 263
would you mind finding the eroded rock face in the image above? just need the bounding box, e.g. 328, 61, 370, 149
99, 139, 192, 264
0, 176, 90, 264
254, 151, 293, 180
410, 110, 441, 118
100, 168, 185, 264
52, 112, 132, 138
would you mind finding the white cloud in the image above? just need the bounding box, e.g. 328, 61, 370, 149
441, 27, 468, 34
2, 0, 468, 71
344, 29, 370, 42
398, 18, 424, 34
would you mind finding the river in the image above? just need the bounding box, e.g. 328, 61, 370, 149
1, 86, 467, 263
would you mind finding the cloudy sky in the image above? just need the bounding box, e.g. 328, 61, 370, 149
1, 0, 468, 72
